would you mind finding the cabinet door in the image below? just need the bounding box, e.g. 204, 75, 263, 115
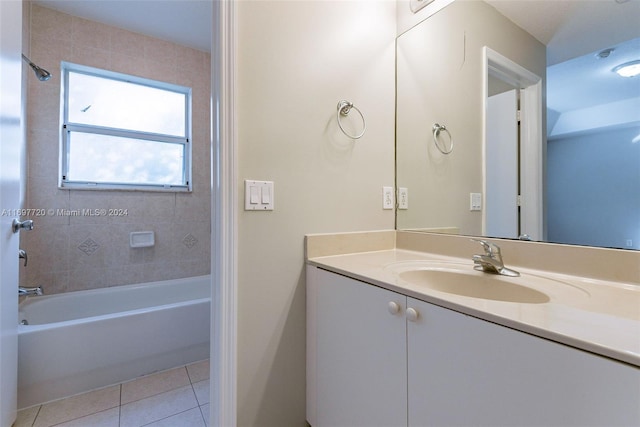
407, 297, 640, 426
313, 268, 407, 427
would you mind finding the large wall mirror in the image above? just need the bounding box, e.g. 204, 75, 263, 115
396, 0, 640, 251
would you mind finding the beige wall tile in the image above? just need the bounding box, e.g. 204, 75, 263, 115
31, 5, 72, 44
26, 129, 59, 181
25, 6, 210, 295
143, 36, 178, 64
21, 223, 70, 277
71, 16, 112, 51
70, 44, 111, 70
111, 29, 146, 58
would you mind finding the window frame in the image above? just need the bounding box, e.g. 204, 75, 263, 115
60, 61, 192, 192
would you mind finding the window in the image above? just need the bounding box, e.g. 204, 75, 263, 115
60, 62, 192, 191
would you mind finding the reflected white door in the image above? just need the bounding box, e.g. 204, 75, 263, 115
0, 0, 22, 425
486, 89, 518, 239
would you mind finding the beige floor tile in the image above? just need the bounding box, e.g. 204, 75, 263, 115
14, 406, 40, 427
121, 366, 190, 405
54, 407, 119, 427
144, 407, 206, 427
33, 385, 120, 427
186, 359, 209, 383
120, 385, 198, 427
192, 379, 210, 405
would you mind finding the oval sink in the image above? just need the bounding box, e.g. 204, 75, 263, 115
398, 269, 551, 304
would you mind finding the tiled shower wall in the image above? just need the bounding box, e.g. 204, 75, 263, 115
20, 4, 211, 294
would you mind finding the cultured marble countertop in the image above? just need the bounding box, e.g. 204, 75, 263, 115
307, 249, 640, 367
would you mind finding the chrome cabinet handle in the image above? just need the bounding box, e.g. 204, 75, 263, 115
12, 219, 34, 233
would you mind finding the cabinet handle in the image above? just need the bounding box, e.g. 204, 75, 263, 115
387, 301, 401, 315
406, 307, 419, 322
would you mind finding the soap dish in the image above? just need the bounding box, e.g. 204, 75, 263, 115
130, 231, 155, 248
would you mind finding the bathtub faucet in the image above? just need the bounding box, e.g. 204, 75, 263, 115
19, 286, 43, 297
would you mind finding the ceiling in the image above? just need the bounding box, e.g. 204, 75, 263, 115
34, 0, 640, 117
485, 0, 640, 121
33, 0, 212, 52
485, 0, 640, 66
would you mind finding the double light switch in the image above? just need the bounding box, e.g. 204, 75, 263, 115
245, 180, 274, 211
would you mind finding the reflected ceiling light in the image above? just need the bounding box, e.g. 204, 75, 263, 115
612, 60, 640, 77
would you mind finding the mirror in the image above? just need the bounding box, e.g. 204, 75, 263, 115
396, 0, 640, 250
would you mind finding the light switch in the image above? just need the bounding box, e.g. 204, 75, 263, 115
261, 186, 271, 204
250, 186, 260, 204
245, 180, 274, 211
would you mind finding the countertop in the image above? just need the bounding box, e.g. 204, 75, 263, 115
307, 248, 640, 367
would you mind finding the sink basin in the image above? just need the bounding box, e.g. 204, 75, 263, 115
398, 269, 550, 304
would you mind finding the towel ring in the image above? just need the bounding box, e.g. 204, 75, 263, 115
337, 100, 366, 139
432, 123, 453, 154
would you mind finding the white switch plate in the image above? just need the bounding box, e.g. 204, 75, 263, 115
398, 187, 408, 210
470, 192, 482, 211
383, 186, 394, 210
245, 180, 274, 211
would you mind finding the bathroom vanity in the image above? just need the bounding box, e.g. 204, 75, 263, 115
306, 231, 640, 427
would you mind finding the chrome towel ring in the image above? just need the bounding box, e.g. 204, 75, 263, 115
432, 123, 453, 154
337, 100, 366, 139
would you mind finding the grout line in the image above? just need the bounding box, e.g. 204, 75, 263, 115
198, 404, 207, 427
31, 405, 42, 427
118, 384, 123, 427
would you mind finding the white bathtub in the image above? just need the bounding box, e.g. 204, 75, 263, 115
17, 275, 210, 408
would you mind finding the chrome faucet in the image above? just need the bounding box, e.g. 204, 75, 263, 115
471, 239, 520, 277
19, 286, 43, 297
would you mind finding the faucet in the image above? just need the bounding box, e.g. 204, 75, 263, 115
19, 286, 43, 297
471, 239, 520, 277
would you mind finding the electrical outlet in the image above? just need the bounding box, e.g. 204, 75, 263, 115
383, 186, 394, 210
626, 239, 633, 247
470, 193, 482, 211
398, 187, 408, 210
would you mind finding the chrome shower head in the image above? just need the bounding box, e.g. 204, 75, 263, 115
21, 54, 52, 81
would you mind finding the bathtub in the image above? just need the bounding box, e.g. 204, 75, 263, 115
17, 275, 210, 408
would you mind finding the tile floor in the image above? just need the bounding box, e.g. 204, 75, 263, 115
13, 360, 210, 427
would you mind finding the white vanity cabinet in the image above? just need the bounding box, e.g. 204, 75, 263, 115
406, 297, 639, 426
307, 265, 640, 427
307, 266, 408, 427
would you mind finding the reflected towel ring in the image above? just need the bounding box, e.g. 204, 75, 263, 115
432, 123, 453, 154
337, 100, 366, 139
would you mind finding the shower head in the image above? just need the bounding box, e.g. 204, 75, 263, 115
21, 54, 52, 81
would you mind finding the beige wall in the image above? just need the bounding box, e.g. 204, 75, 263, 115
395, 0, 545, 234
236, 1, 396, 425
21, 5, 211, 294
